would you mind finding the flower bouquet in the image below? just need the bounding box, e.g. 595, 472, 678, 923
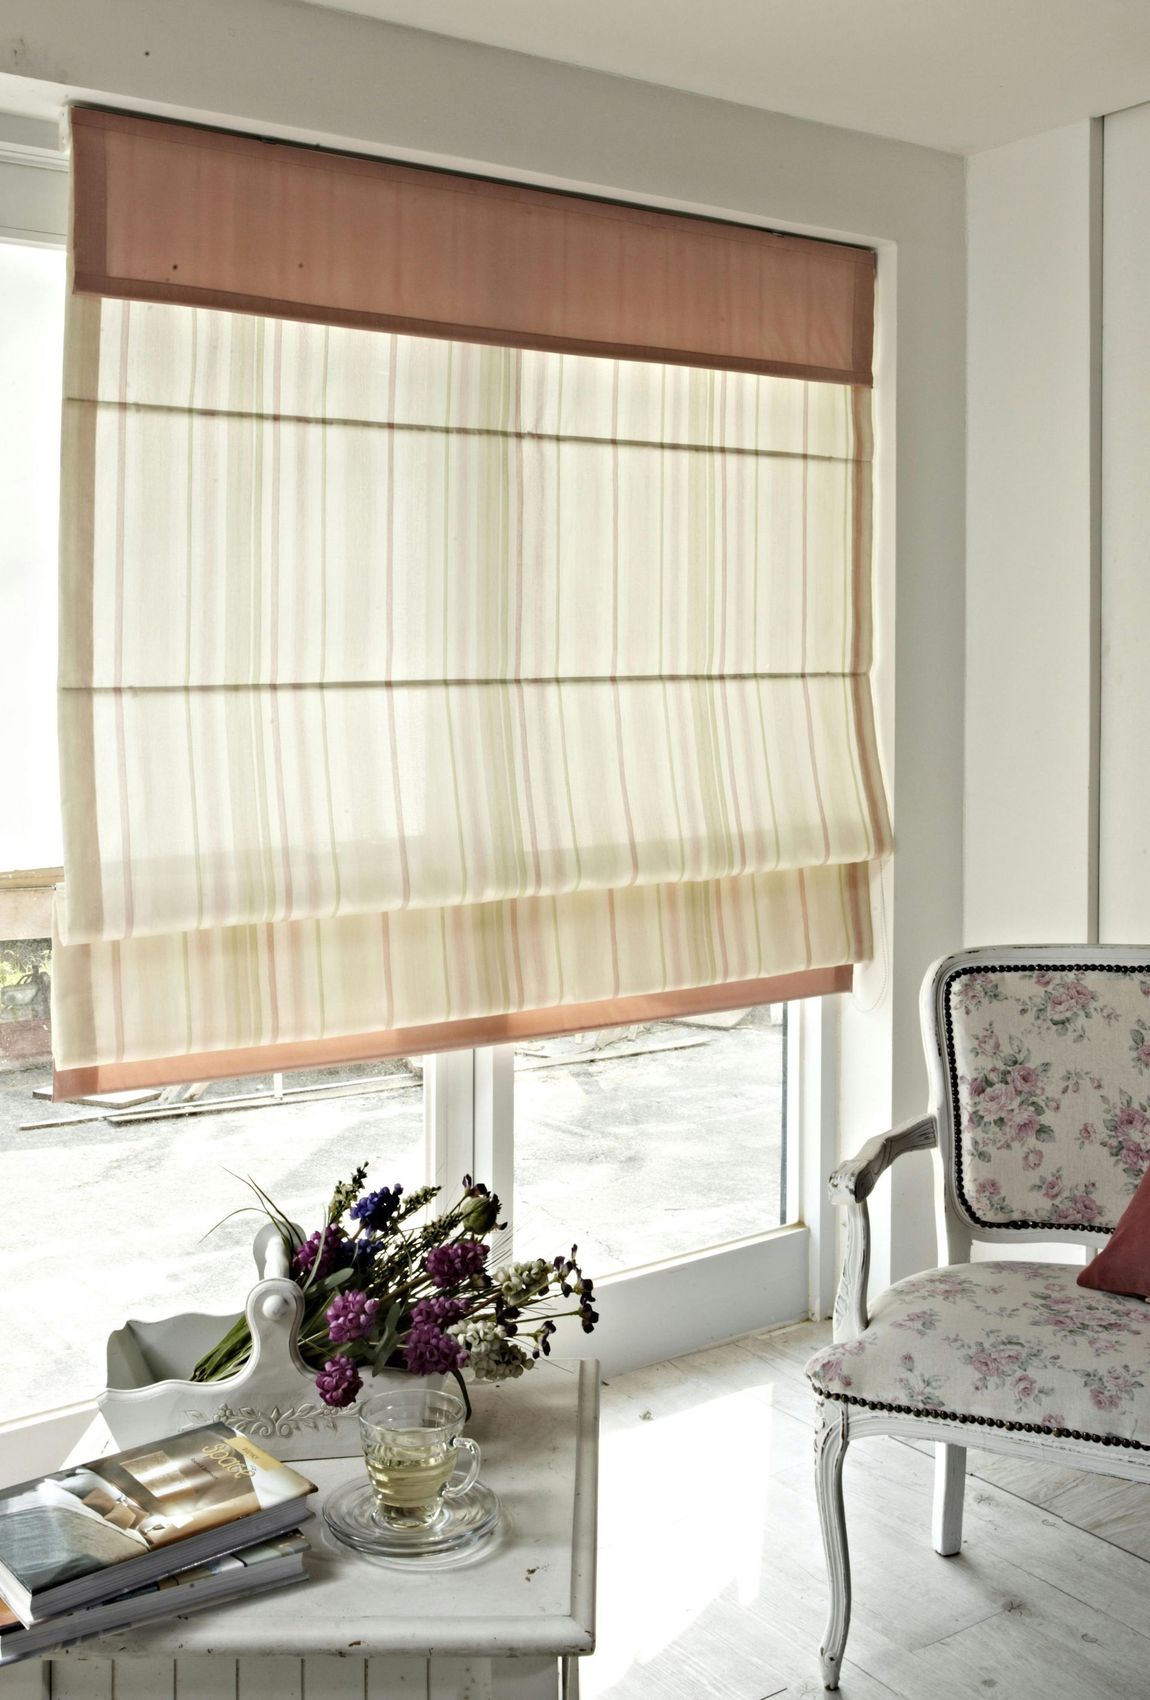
190, 1166, 598, 1416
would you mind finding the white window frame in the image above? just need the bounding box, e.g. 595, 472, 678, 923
424, 1001, 834, 1378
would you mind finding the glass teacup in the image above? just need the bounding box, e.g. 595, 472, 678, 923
358, 1388, 481, 1530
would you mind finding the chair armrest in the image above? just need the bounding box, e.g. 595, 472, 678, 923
829, 1115, 937, 1344
829, 1116, 938, 1205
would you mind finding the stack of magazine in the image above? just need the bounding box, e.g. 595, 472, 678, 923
0, 1423, 316, 1664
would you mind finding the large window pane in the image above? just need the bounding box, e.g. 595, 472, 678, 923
0, 243, 65, 871
0, 1054, 425, 1420
512, 1007, 789, 1277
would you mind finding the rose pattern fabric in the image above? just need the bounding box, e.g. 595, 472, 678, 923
949, 968, 1150, 1229
807, 1261, 1150, 1444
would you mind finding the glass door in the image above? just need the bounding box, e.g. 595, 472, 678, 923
426, 1002, 820, 1376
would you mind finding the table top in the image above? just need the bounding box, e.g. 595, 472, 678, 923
55, 1358, 599, 1662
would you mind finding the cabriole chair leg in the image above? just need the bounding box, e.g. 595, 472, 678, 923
932, 1442, 966, 1557
814, 1398, 851, 1690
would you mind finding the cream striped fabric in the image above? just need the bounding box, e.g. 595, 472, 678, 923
53, 295, 887, 1077
54, 868, 872, 1071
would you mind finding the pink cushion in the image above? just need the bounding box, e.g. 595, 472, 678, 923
1078, 1164, 1150, 1300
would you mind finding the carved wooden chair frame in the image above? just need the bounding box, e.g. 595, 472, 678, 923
815, 944, 1150, 1689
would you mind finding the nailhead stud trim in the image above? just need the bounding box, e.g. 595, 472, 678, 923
811, 1384, 1150, 1453
942, 962, 1150, 1234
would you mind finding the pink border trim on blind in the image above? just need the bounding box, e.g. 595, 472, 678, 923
52, 965, 853, 1099
70, 107, 875, 386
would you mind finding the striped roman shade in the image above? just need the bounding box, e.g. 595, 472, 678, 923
52, 110, 889, 1096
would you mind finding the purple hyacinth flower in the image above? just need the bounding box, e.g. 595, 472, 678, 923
425, 1239, 488, 1290
403, 1323, 468, 1377
326, 1288, 380, 1344
315, 1355, 363, 1408
411, 1295, 469, 1330
292, 1224, 352, 1282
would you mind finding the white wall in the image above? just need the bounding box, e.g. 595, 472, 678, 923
959, 115, 1150, 1271
965, 120, 1102, 949
1099, 102, 1150, 943
0, 0, 967, 1287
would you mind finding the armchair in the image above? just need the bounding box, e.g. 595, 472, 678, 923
806, 947, 1150, 1688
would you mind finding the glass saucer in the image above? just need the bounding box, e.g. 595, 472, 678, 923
324, 1471, 503, 1569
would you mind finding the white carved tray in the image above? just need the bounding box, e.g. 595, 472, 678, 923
99, 1225, 414, 1459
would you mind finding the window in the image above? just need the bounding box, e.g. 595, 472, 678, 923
0, 1056, 427, 1422
55, 109, 884, 1097
1, 1005, 808, 1420
422, 1019, 810, 1376
512, 1007, 791, 1275
0, 241, 64, 873
2, 111, 881, 1427
2, 996, 807, 1421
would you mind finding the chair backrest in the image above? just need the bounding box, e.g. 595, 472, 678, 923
925, 946, 1150, 1243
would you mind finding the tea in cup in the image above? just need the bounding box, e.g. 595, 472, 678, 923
358, 1388, 480, 1530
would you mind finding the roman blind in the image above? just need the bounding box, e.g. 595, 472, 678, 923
51, 107, 889, 1097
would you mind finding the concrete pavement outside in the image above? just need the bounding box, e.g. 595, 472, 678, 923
0, 1013, 784, 1419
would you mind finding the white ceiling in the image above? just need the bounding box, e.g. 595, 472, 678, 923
296, 0, 1150, 155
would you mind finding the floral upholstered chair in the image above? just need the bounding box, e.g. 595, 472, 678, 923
805, 946, 1150, 1688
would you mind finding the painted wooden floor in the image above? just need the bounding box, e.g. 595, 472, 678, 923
585, 1319, 1150, 1700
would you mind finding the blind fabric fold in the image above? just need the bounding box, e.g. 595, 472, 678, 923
52, 873, 863, 1095
53, 112, 888, 1095
59, 674, 885, 943
60, 297, 872, 690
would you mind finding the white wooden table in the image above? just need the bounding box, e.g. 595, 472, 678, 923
7, 1359, 598, 1700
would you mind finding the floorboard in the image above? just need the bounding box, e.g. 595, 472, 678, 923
584, 1321, 1150, 1700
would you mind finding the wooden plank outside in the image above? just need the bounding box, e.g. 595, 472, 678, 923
0, 868, 62, 887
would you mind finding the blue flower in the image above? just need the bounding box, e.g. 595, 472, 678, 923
350, 1185, 404, 1231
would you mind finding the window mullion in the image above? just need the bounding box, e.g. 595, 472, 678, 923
425, 1047, 514, 1263
797, 996, 838, 1321
425, 1049, 477, 1198
474, 1045, 515, 1265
